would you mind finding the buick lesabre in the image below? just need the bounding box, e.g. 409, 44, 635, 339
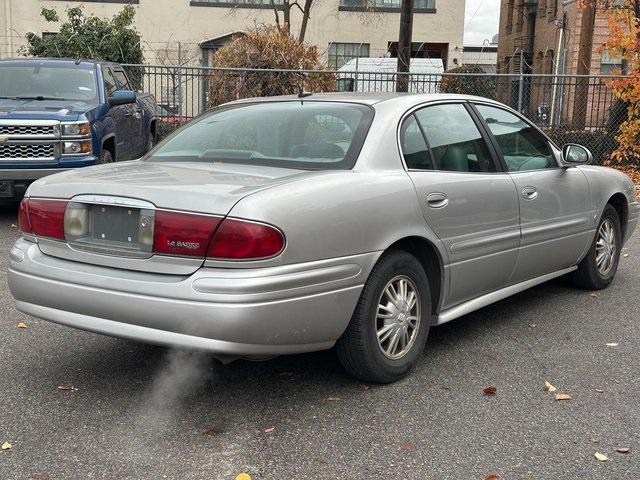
8, 93, 639, 383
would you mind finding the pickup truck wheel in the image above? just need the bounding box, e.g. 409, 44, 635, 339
99, 149, 114, 164
336, 250, 431, 384
572, 204, 622, 290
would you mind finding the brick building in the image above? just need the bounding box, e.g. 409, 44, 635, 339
496, 0, 619, 127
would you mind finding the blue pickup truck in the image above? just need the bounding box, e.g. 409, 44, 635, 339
0, 58, 158, 201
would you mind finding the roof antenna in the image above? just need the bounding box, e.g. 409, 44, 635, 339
296, 72, 312, 98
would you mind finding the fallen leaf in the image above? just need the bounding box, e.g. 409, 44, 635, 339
10, 224, 17, 229
57, 385, 78, 392
399, 442, 416, 451
17, 322, 27, 329
590, 292, 598, 298
324, 396, 342, 401
1, 441, 11, 450
528, 323, 537, 328
235, 473, 251, 480
594, 452, 609, 462
544, 381, 557, 393
484, 475, 502, 480
594, 388, 605, 393
623, 253, 629, 258
606, 342, 619, 347
264, 427, 275, 433
483, 386, 497, 396
555, 393, 572, 401
591, 438, 600, 443
202, 427, 223, 436
359, 384, 370, 391
616, 447, 630, 454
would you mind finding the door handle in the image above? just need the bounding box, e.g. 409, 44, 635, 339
521, 186, 538, 200
426, 192, 449, 209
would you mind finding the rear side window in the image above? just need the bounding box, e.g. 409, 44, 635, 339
414, 104, 496, 173
474, 104, 556, 172
400, 114, 433, 170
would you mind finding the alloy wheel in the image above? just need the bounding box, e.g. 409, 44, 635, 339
376, 275, 421, 360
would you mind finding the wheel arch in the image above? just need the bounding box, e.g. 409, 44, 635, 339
101, 134, 116, 161
607, 192, 628, 239
383, 236, 445, 321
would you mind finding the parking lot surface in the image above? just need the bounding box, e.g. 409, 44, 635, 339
0, 206, 638, 480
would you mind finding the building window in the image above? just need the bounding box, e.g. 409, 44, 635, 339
191, 0, 282, 8
506, 0, 514, 34
338, 0, 435, 13
328, 43, 370, 69
600, 50, 622, 74
538, 0, 546, 16
548, 0, 558, 18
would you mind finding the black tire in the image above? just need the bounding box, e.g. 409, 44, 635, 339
572, 204, 622, 290
336, 250, 431, 384
99, 149, 114, 164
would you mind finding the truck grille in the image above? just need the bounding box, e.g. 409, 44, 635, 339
0, 143, 55, 161
0, 125, 56, 136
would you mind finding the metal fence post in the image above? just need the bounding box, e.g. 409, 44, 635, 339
517, 49, 524, 113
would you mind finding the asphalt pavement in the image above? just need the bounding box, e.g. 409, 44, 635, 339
0, 206, 639, 480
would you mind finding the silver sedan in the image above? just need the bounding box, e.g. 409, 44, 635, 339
8, 93, 639, 383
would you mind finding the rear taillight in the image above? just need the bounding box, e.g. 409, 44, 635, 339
152, 210, 221, 257
18, 199, 32, 234
207, 218, 285, 260
26, 199, 68, 240
20, 198, 285, 261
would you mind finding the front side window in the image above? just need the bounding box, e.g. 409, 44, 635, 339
102, 68, 118, 97
474, 104, 556, 172
414, 104, 496, 173
149, 101, 374, 170
113, 70, 132, 91
0, 63, 98, 103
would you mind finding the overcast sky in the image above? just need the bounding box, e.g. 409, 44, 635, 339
464, 0, 501, 45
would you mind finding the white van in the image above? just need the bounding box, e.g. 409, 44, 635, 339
336, 57, 445, 93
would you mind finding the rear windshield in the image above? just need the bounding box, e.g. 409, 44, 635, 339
0, 64, 99, 103
147, 101, 374, 170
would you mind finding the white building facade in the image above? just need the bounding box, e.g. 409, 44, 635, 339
1, 0, 465, 69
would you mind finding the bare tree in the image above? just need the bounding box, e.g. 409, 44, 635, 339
267, 0, 316, 43
154, 40, 202, 120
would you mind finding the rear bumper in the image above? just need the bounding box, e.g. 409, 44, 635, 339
8, 238, 377, 357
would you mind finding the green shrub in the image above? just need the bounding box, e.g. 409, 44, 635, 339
439, 65, 497, 100
544, 128, 617, 165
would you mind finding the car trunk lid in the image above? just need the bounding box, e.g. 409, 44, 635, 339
27, 160, 317, 274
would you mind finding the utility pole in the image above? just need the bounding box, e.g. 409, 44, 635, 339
396, 0, 413, 92
572, 2, 596, 127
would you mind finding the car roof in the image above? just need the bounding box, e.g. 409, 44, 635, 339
0, 57, 117, 68
228, 92, 501, 107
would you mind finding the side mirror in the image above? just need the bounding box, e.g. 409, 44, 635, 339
108, 90, 136, 107
562, 143, 593, 166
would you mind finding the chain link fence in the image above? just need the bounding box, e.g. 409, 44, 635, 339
123, 64, 630, 165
